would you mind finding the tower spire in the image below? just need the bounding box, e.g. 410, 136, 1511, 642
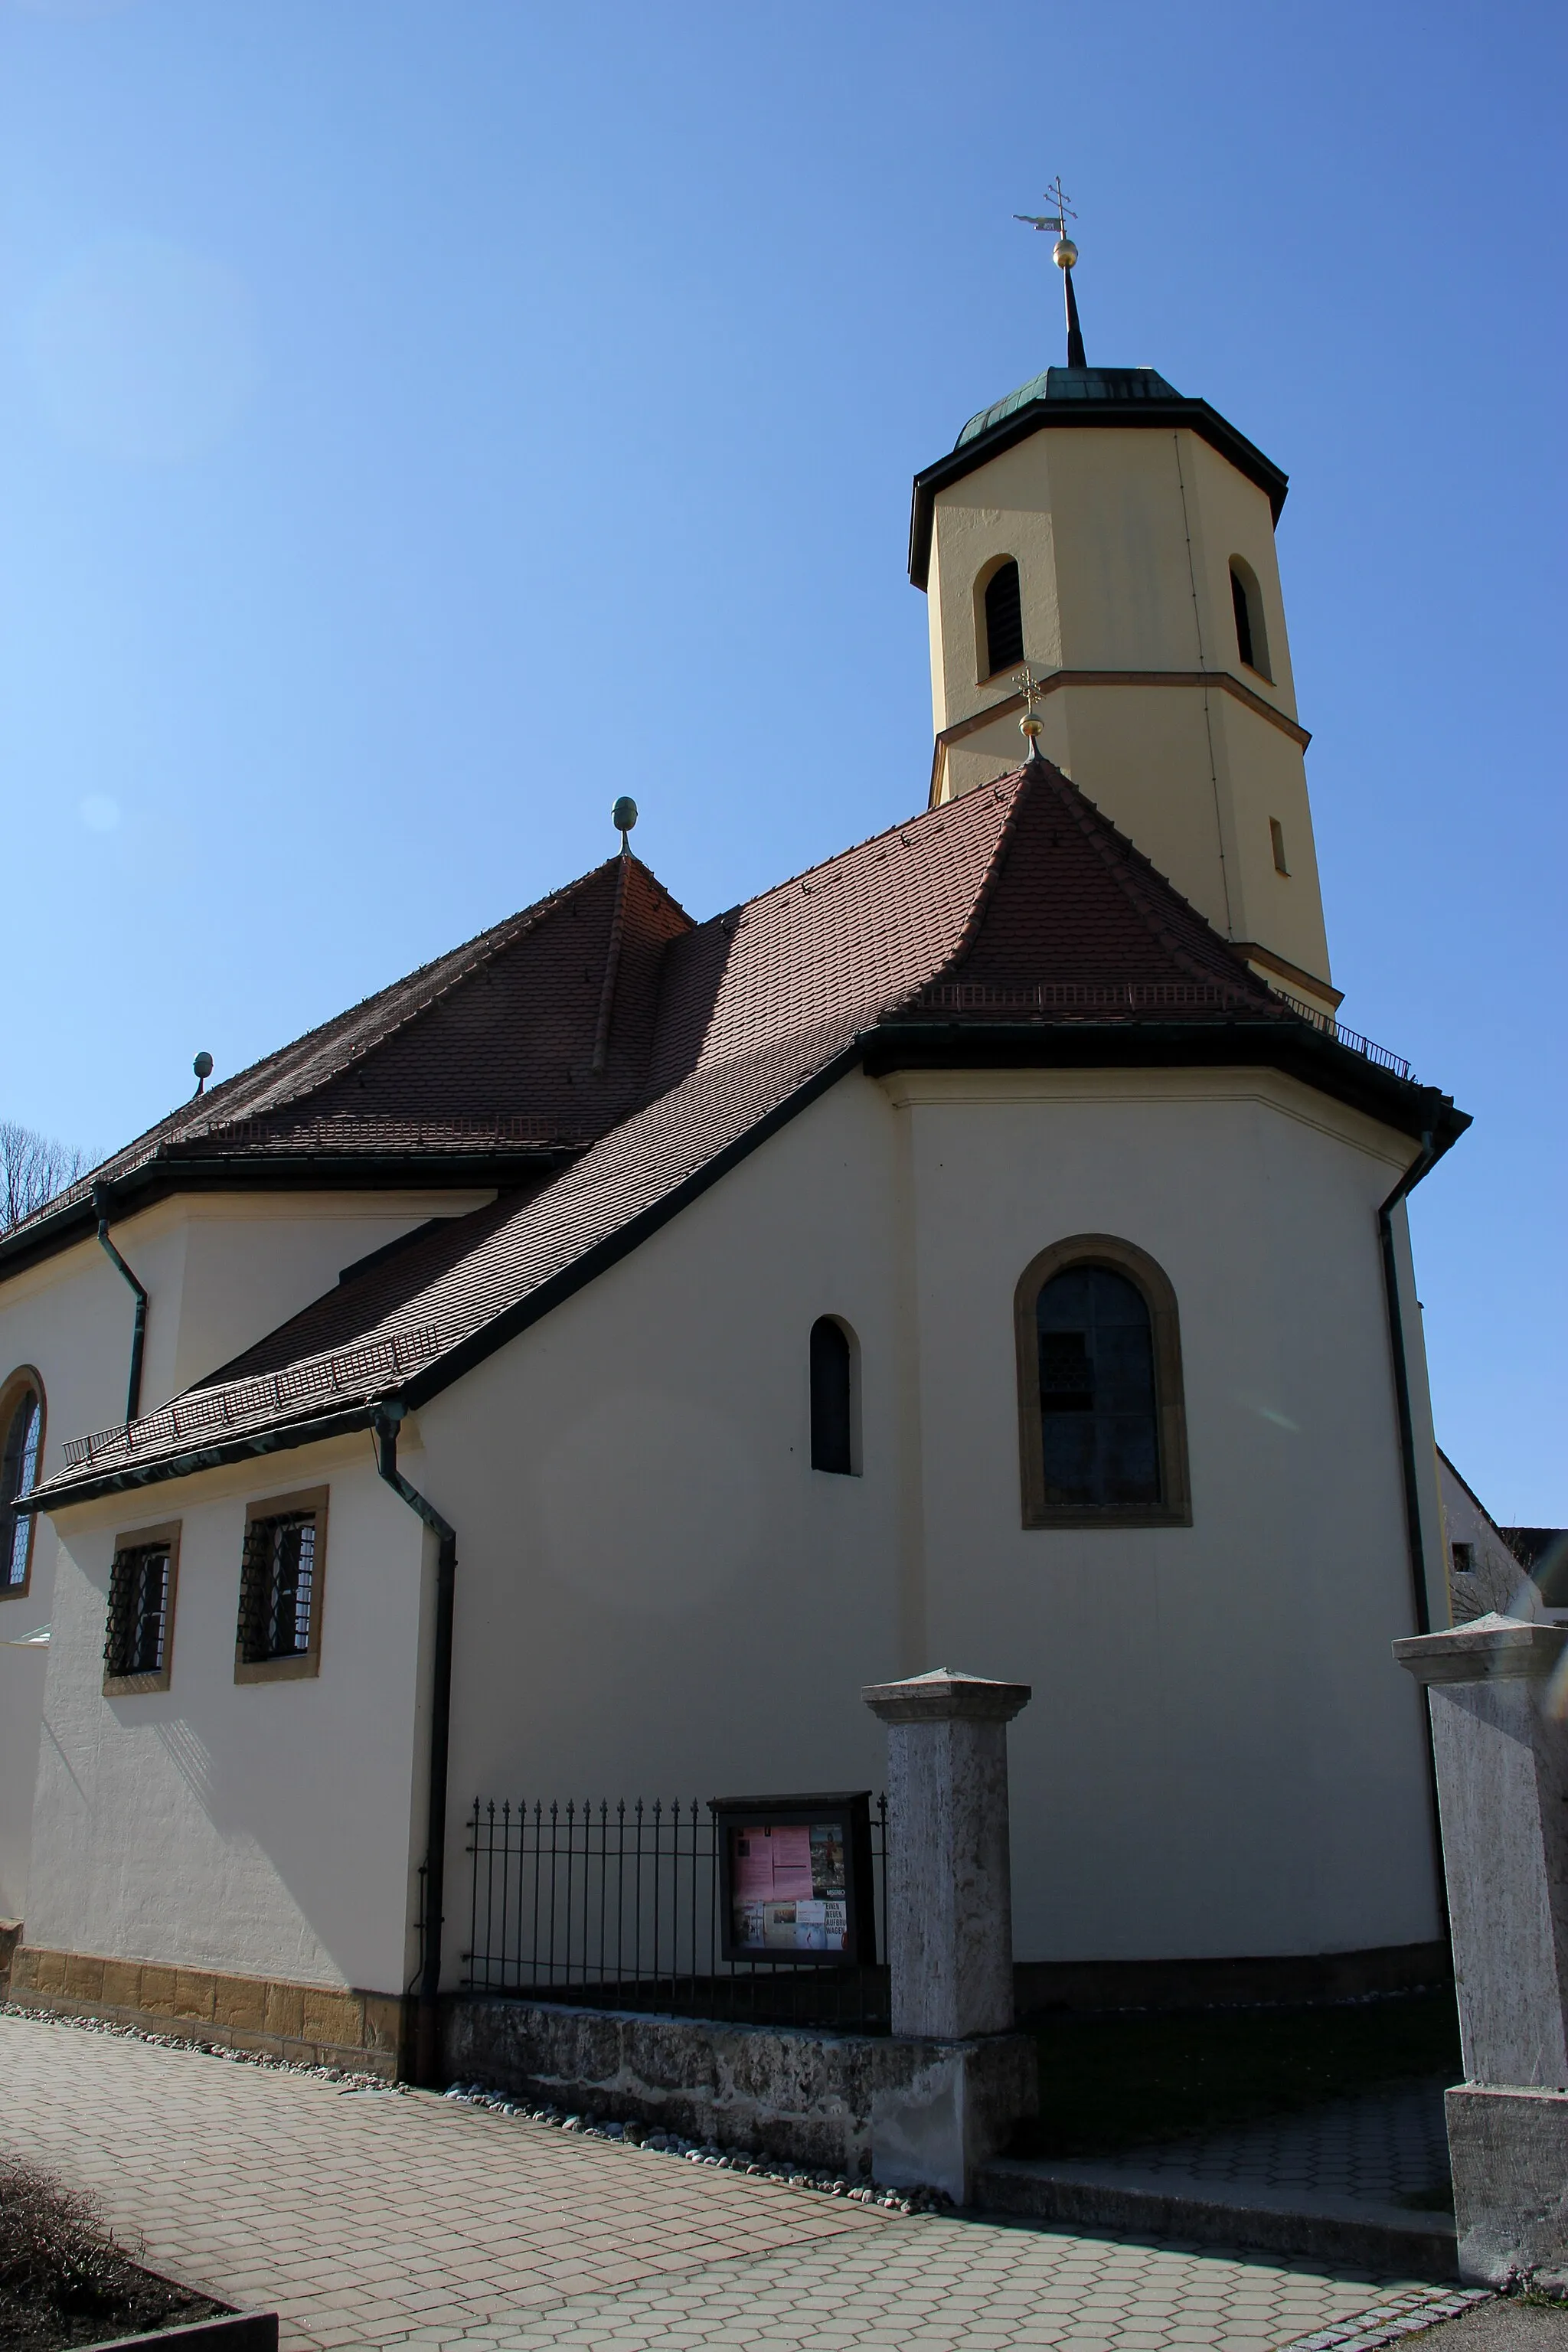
1015, 177, 1086, 368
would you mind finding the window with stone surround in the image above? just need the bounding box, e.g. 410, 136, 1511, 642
1, 1369, 44, 1598
1014, 1236, 1191, 1529
103, 1522, 181, 1694
236, 1488, 328, 1683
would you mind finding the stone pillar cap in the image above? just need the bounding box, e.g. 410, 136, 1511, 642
1393, 1612, 1568, 1687
862, 1668, 1032, 1725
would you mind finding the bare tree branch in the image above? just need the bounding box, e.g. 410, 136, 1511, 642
0, 1122, 92, 1234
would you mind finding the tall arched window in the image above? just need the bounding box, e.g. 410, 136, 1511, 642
979, 559, 1024, 679
809, 1316, 858, 1475
1229, 557, 1271, 681
2, 1371, 45, 1595
1014, 1239, 1190, 1528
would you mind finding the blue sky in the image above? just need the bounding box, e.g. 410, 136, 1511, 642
1, 0, 1562, 1517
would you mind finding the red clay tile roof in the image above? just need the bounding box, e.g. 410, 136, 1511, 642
31, 760, 1444, 1503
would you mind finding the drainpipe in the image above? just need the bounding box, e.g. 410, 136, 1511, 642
93, 1187, 147, 1425
371, 1403, 456, 2089
1377, 1124, 1447, 1942
1377, 1128, 1440, 1638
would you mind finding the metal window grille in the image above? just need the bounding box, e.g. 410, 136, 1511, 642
464, 1795, 892, 2034
238, 1511, 318, 1664
103, 1543, 172, 1677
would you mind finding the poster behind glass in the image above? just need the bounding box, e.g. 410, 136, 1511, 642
712, 1794, 873, 1964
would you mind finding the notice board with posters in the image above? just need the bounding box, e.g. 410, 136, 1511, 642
710, 1792, 876, 1965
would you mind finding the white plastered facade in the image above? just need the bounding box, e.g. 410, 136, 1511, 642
20, 1064, 1447, 1994
0, 1189, 491, 1919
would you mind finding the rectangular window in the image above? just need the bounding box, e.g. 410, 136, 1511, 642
1269, 818, 1290, 876
103, 1523, 181, 1694
1452, 1542, 1475, 1576
236, 1488, 328, 1684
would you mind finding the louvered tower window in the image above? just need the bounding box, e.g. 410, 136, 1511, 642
982, 561, 1024, 677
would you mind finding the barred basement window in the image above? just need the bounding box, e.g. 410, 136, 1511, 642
103, 1523, 180, 1694
235, 1488, 328, 1684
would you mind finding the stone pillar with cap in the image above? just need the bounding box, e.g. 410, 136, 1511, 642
861, 1668, 1036, 2202
1394, 1612, 1568, 2289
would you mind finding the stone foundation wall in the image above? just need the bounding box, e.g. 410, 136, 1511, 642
9, 1946, 406, 2077
442, 1994, 1037, 2181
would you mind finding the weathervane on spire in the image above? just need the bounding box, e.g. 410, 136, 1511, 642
1014, 177, 1087, 369
1013, 663, 1047, 761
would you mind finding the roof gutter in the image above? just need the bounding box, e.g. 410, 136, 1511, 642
93, 1186, 148, 1425
22, 1403, 381, 1515
371, 1404, 455, 2091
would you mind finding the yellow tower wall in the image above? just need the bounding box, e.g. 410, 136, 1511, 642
923, 420, 1334, 1005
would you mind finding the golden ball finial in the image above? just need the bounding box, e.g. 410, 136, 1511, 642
1053, 236, 1078, 270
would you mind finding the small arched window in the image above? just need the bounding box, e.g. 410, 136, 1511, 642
1229, 558, 1271, 681
979, 559, 1024, 680
2, 1371, 45, 1595
809, 1316, 858, 1475
1014, 1239, 1190, 1527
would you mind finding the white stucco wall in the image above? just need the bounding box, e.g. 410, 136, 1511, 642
26, 1439, 428, 1993
17, 1064, 1447, 1988
414, 1064, 1442, 1981
0, 1187, 483, 1920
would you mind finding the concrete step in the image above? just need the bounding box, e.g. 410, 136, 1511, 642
978, 2156, 1459, 2281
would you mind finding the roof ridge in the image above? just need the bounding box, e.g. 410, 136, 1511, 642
893, 773, 1032, 1003
737, 784, 1009, 910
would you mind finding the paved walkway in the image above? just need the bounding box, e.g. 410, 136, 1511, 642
0, 2016, 1482, 2351
1097, 2083, 1450, 2207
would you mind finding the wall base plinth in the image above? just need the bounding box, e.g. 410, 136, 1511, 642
8, 1945, 407, 2078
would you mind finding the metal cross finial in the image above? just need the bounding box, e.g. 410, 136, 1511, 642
1013, 664, 1047, 761
1014, 177, 1076, 239
1014, 177, 1086, 367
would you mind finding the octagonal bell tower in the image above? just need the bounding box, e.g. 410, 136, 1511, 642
910, 244, 1336, 1015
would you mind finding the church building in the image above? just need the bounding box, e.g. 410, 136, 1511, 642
0, 242, 1468, 2078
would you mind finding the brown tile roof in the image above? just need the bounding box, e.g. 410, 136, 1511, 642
8, 855, 694, 1240
32, 760, 1455, 1504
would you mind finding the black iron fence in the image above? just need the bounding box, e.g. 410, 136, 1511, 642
462, 1796, 892, 2033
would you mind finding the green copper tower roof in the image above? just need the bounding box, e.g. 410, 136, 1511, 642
909, 365, 1289, 589
956, 365, 1183, 449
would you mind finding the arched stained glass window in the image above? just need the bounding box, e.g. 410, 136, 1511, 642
2, 1378, 44, 1592
1014, 1239, 1191, 1527
1036, 1268, 1158, 1509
